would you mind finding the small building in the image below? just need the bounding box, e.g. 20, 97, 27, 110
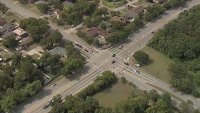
19, 37, 33, 46
124, 6, 144, 22
13, 28, 28, 40
0, 23, 16, 36
0, 17, 6, 26
48, 47, 67, 58
98, 36, 107, 45
86, 27, 110, 38
111, 16, 125, 23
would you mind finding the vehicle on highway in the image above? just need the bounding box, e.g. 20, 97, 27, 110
112, 60, 116, 64
135, 64, 141, 67
112, 54, 116, 57
51, 84, 56, 87
136, 70, 140, 74
119, 45, 123, 49
84, 49, 89, 52
74, 42, 83, 48
133, 69, 140, 74
43, 104, 50, 109
124, 62, 129, 65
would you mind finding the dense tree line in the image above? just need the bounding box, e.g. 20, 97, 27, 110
149, 5, 200, 96
49, 88, 200, 113
0, 55, 43, 113
20, 18, 62, 49
0, 43, 85, 112
58, 0, 98, 25
78, 71, 117, 99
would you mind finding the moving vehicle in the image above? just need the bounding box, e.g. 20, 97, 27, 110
112, 54, 116, 57
51, 84, 56, 87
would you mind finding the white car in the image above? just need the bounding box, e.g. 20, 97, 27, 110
51, 84, 56, 87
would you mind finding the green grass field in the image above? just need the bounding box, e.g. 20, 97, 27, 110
93, 80, 140, 108
4, 11, 23, 23
131, 46, 173, 83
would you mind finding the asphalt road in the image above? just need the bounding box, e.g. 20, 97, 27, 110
1, 0, 200, 112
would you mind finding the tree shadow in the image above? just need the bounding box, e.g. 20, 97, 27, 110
148, 59, 154, 65
15, 89, 52, 113
67, 64, 91, 81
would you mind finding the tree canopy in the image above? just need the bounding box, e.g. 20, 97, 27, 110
149, 5, 200, 96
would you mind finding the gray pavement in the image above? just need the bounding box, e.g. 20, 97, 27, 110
1, 0, 200, 112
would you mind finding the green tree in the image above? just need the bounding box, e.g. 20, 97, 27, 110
0, 72, 13, 91
14, 59, 43, 89
115, 96, 148, 113
62, 58, 85, 76
0, 3, 8, 14
37, 3, 49, 14
20, 18, 50, 42
133, 51, 150, 65
21, 80, 42, 97
146, 99, 172, 113
2, 35, 18, 49
40, 30, 62, 49
38, 52, 62, 74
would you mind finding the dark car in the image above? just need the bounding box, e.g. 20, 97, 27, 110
151, 31, 155, 34
124, 62, 129, 65
112, 60, 116, 64
112, 54, 116, 57
43, 104, 50, 109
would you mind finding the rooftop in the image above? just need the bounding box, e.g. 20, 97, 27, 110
13, 28, 27, 36
86, 27, 110, 38
0, 17, 6, 26
48, 47, 67, 58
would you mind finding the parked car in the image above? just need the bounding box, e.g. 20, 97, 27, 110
43, 104, 50, 109
112, 60, 116, 64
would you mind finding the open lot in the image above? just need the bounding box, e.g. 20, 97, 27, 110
11, 0, 43, 16
3, 11, 22, 23
93, 79, 141, 108
130, 46, 173, 83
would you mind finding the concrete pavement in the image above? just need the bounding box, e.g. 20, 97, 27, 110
1, 0, 200, 112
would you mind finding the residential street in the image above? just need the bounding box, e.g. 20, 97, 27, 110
0, 0, 200, 112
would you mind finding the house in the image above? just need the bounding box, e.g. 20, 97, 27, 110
86, 27, 110, 38
0, 23, 16, 36
0, 17, 6, 26
13, 28, 28, 40
111, 16, 125, 23
19, 37, 33, 46
153, 0, 167, 4
98, 36, 107, 44
123, 6, 144, 22
86, 27, 111, 45
48, 47, 67, 58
